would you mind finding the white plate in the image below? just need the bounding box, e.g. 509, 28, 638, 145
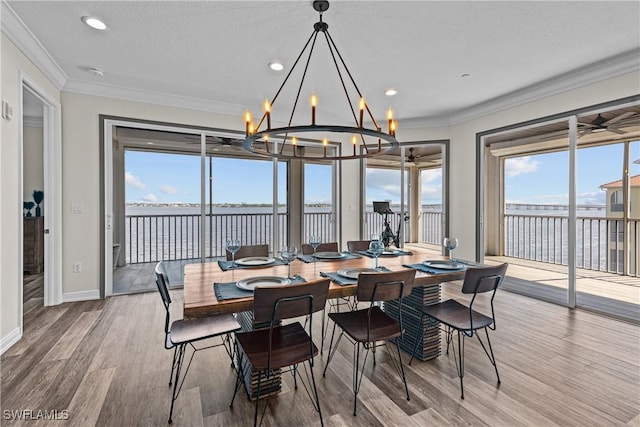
381, 249, 403, 256
236, 276, 291, 291
313, 251, 347, 259
235, 256, 276, 267
336, 268, 378, 279
423, 260, 464, 270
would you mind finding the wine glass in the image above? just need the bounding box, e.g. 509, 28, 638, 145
226, 239, 241, 267
309, 235, 321, 254
443, 237, 458, 262
280, 246, 298, 278
368, 238, 384, 269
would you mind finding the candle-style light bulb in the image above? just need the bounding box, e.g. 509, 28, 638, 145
323, 137, 328, 157
352, 135, 357, 156
387, 108, 394, 134
264, 135, 270, 153
310, 93, 317, 125
263, 99, 271, 129
390, 120, 396, 137
292, 136, 297, 157
244, 110, 252, 136
358, 98, 365, 128
248, 122, 255, 136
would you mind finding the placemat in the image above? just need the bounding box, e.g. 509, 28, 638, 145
403, 263, 467, 275
320, 266, 392, 286
297, 252, 361, 263
213, 275, 306, 301
356, 250, 413, 258
218, 257, 288, 271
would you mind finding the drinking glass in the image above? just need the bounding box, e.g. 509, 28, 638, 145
309, 235, 321, 254
368, 239, 384, 269
226, 239, 241, 267
280, 246, 298, 278
443, 237, 458, 261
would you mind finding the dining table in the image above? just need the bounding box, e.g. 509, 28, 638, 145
183, 246, 467, 400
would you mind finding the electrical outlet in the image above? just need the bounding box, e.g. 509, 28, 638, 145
72, 262, 82, 273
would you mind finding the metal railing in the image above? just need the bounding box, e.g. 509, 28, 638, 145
126, 211, 338, 264
504, 214, 638, 276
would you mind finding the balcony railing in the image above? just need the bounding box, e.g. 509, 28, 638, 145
504, 214, 638, 277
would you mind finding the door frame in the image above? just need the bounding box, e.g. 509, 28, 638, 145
19, 72, 63, 310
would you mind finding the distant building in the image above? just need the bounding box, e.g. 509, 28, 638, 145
599, 174, 639, 273
599, 174, 640, 217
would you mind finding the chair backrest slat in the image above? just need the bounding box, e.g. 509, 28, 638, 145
253, 279, 330, 323
461, 263, 508, 295
301, 242, 339, 255
356, 270, 416, 302
347, 240, 370, 252
226, 244, 269, 260
154, 262, 172, 306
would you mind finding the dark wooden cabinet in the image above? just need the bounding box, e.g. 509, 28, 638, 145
24, 216, 44, 274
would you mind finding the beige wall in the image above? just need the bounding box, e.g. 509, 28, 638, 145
1, 34, 59, 345
60, 92, 243, 295
22, 124, 43, 212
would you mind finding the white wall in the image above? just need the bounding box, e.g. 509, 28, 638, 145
1, 34, 59, 349
60, 92, 243, 295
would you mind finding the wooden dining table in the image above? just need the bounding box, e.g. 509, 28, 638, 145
183, 246, 465, 400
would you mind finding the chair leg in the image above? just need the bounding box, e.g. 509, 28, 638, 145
445, 326, 454, 355
229, 342, 243, 408
353, 343, 360, 416
476, 328, 501, 385
169, 346, 178, 386
168, 344, 186, 424
308, 359, 324, 427
453, 331, 465, 399
323, 323, 343, 377
409, 312, 428, 365
394, 339, 411, 401
254, 370, 262, 427
320, 306, 326, 354
293, 364, 298, 390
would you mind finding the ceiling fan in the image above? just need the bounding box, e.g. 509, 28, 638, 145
578, 111, 635, 138
184, 135, 244, 151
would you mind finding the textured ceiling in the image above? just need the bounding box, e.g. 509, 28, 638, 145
5, 1, 640, 126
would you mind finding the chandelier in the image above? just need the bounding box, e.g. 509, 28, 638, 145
242, 0, 398, 161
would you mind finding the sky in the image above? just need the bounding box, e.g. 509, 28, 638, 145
125, 140, 638, 206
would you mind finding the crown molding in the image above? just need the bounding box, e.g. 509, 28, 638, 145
1, 1, 67, 90
448, 48, 640, 125
63, 79, 243, 116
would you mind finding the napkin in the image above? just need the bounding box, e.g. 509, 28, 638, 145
218, 258, 288, 271
297, 252, 361, 263
403, 263, 467, 275
320, 266, 391, 286
357, 249, 413, 258
213, 275, 306, 301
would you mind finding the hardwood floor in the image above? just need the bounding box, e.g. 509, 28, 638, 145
2, 275, 639, 426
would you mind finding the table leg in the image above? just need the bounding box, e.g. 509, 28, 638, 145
384, 284, 441, 361
235, 311, 283, 400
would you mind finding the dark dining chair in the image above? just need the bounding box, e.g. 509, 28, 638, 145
226, 244, 269, 260
301, 242, 339, 255
230, 279, 330, 427
347, 240, 371, 252
409, 263, 508, 399
155, 262, 241, 424
323, 269, 416, 416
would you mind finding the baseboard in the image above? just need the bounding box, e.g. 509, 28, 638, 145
0, 327, 22, 355
62, 290, 101, 303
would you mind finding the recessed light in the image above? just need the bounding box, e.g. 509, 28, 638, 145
82, 16, 107, 30
268, 61, 284, 71
146, 142, 155, 145
384, 88, 397, 96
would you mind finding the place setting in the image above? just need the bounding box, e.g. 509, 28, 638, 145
214, 245, 305, 301
297, 236, 361, 263
403, 237, 468, 274
218, 240, 289, 271
320, 266, 392, 286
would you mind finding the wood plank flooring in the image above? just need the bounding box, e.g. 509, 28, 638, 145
2, 273, 639, 426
